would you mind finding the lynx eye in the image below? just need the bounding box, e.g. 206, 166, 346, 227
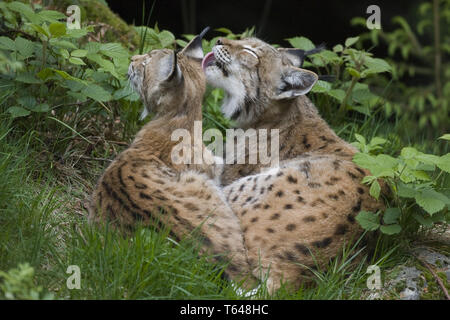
242, 46, 258, 60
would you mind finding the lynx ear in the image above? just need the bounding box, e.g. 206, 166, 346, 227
161, 50, 182, 84
273, 66, 318, 100
181, 26, 210, 59
278, 43, 325, 67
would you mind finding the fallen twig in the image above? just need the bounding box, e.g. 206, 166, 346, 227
413, 253, 450, 300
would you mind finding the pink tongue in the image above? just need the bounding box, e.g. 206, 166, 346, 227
202, 51, 215, 71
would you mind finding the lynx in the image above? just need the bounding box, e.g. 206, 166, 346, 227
203, 37, 385, 291
88, 30, 256, 285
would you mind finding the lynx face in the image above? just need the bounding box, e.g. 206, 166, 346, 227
202, 38, 318, 126
129, 33, 205, 120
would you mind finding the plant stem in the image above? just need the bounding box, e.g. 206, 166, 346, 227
338, 75, 358, 118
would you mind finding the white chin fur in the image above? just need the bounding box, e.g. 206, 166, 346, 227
205, 66, 246, 120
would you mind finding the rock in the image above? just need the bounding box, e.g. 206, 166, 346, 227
400, 287, 420, 300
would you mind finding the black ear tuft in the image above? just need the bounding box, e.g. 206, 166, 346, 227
318, 74, 336, 82
278, 43, 326, 67
181, 26, 210, 59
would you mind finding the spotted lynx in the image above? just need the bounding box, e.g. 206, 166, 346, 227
203, 37, 385, 291
88, 30, 256, 285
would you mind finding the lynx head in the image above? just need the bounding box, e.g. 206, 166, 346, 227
202, 37, 320, 126
128, 27, 209, 120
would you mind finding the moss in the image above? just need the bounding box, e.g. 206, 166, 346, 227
44, 0, 140, 49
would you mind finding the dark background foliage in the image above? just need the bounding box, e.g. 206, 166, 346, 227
108, 0, 419, 50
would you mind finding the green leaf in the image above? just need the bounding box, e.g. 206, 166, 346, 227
286, 36, 315, 50
0, 36, 16, 51
383, 208, 401, 224
438, 134, 450, 141
17, 96, 37, 109
7, 106, 31, 118
369, 180, 381, 200
30, 24, 50, 38
362, 57, 392, 75
333, 44, 343, 52
346, 67, 360, 78
15, 72, 41, 84
71, 49, 88, 58
68, 57, 85, 65
326, 89, 346, 102
380, 224, 401, 235
413, 213, 433, 227
415, 189, 448, 215
345, 36, 359, 47
158, 30, 175, 48
49, 22, 66, 38
49, 39, 77, 49
29, 103, 50, 113
38, 10, 67, 22
99, 43, 129, 60
356, 211, 380, 231
310, 80, 331, 93
436, 154, 450, 173
84, 84, 112, 102
15, 37, 35, 59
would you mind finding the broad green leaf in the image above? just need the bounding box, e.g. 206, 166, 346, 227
69, 57, 85, 65
49, 39, 77, 49
38, 10, 67, 22
346, 67, 360, 78
363, 56, 392, 75
310, 80, 331, 93
0, 36, 16, 51
345, 36, 359, 47
413, 213, 433, 227
369, 137, 387, 147
356, 211, 380, 231
7, 106, 31, 118
15, 72, 41, 84
369, 180, 381, 200
438, 134, 450, 141
158, 30, 176, 48
361, 175, 376, 184
17, 96, 36, 108
401, 147, 419, 159
59, 48, 70, 59
30, 103, 50, 113
326, 89, 346, 102
286, 37, 315, 50
15, 37, 35, 59
415, 189, 448, 215
436, 154, 450, 173
383, 208, 401, 224
49, 22, 66, 38
30, 23, 50, 38
71, 49, 88, 58
333, 44, 343, 52
100, 43, 129, 60
380, 224, 401, 235
84, 84, 112, 102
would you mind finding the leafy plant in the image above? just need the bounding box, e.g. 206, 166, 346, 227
286, 35, 392, 121
351, 0, 450, 135
0, 263, 54, 300
0, 1, 138, 121
352, 134, 450, 235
